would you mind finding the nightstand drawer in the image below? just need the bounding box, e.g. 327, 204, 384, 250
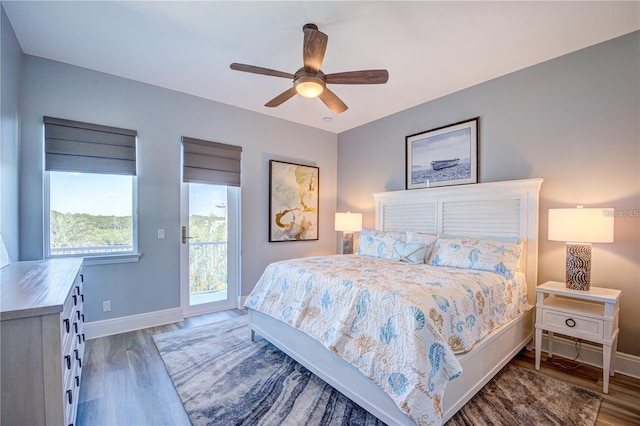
542, 309, 603, 340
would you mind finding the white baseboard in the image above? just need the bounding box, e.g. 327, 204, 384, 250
539, 334, 640, 379
237, 295, 248, 310
84, 307, 183, 340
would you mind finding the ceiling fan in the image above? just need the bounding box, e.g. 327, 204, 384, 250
230, 23, 389, 114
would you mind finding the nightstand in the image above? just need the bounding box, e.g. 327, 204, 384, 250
535, 281, 621, 393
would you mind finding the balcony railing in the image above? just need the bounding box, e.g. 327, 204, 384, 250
189, 241, 227, 295
50, 245, 133, 256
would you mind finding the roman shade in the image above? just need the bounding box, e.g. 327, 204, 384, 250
44, 116, 137, 175
182, 136, 242, 186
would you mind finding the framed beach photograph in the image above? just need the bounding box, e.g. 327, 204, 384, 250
406, 118, 478, 189
269, 160, 319, 242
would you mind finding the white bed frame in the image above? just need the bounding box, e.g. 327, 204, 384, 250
248, 178, 543, 425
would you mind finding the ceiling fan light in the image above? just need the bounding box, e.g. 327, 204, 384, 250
295, 80, 324, 98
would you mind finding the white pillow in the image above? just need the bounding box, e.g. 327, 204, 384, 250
405, 232, 438, 263
429, 238, 521, 278
392, 241, 427, 264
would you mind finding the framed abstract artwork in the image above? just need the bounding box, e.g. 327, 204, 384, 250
406, 117, 479, 189
269, 160, 319, 242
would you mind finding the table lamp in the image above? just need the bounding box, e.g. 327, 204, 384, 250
548, 206, 614, 291
335, 211, 362, 254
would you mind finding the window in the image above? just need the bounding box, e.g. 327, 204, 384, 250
44, 117, 139, 263
47, 172, 136, 256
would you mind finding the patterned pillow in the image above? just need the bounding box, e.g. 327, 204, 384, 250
357, 228, 405, 259
437, 234, 524, 270
392, 241, 427, 264
405, 232, 438, 263
429, 238, 521, 278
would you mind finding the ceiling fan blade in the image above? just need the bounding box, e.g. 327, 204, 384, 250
265, 87, 297, 107
303, 24, 328, 73
230, 63, 294, 79
325, 70, 389, 85
319, 88, 348, 114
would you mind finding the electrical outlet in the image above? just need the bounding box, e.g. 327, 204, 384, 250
103, 300, 111, 312
157, 229, 165, 239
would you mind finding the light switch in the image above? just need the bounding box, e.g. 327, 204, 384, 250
157, 229, 165, 239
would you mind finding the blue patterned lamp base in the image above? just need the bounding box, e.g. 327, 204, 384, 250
566, 242, 592, 291
342, 232, 354, 254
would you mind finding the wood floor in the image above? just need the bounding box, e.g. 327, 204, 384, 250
77, 309, 640, 426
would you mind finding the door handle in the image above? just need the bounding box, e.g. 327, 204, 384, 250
182, 226, 194, 244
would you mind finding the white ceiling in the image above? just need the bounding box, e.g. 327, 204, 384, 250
4, 1, 639, 133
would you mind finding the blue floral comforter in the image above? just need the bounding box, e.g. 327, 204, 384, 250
246, 255, 529, 425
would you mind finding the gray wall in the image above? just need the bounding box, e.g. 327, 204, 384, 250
338, 32, 640, 356
19, 55, 337, 322
0, 4, 22, 260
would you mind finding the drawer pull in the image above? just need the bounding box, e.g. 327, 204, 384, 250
75, 375, 80, 387
74, 322, 79, 334
80, 273, 84, 282
63, 319, 70, 333
565, 318, 576, 328
73, 295, 77, 306
78, 357, 82, 368
76, 285, 81, 295
74, 349, 79, 360
82, 333, 86, 342
77, 311, 81, 321
81, 314, 85, 323
65, 355, 71, 370
81, 294, 84, 303
77, 334, 82, 345
67, 389, 72, 405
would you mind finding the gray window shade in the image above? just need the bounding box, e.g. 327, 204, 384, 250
44, 116, 137, 175
182, 137, 242, 186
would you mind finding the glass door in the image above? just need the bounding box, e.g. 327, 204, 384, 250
180, 183, 239, 316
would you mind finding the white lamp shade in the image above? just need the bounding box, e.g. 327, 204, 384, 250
335, 212, 362, 232
548, 208, 614, 243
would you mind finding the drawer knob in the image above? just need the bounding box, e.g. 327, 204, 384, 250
565, 318, 576, 328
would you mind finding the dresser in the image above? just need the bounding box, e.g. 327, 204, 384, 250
1, 258, 85, 426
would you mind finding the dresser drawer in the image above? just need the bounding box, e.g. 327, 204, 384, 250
541, 308, 604, 340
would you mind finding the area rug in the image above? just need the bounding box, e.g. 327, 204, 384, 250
153, 316, 602, 426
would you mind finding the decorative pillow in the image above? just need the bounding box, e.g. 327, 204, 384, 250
405, 232, 438, 262
357, 228, 406, 259
392, 241, 427, 264
429, 238, 521, 278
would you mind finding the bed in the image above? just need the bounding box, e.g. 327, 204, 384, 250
246, 178, 543, 425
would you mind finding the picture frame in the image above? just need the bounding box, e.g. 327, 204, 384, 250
269, 160, 319, 242
406, 117, 479, 189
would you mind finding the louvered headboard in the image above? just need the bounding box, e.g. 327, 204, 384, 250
373, 178, 543, 304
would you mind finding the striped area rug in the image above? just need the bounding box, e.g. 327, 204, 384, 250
153, 316, 602, 426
